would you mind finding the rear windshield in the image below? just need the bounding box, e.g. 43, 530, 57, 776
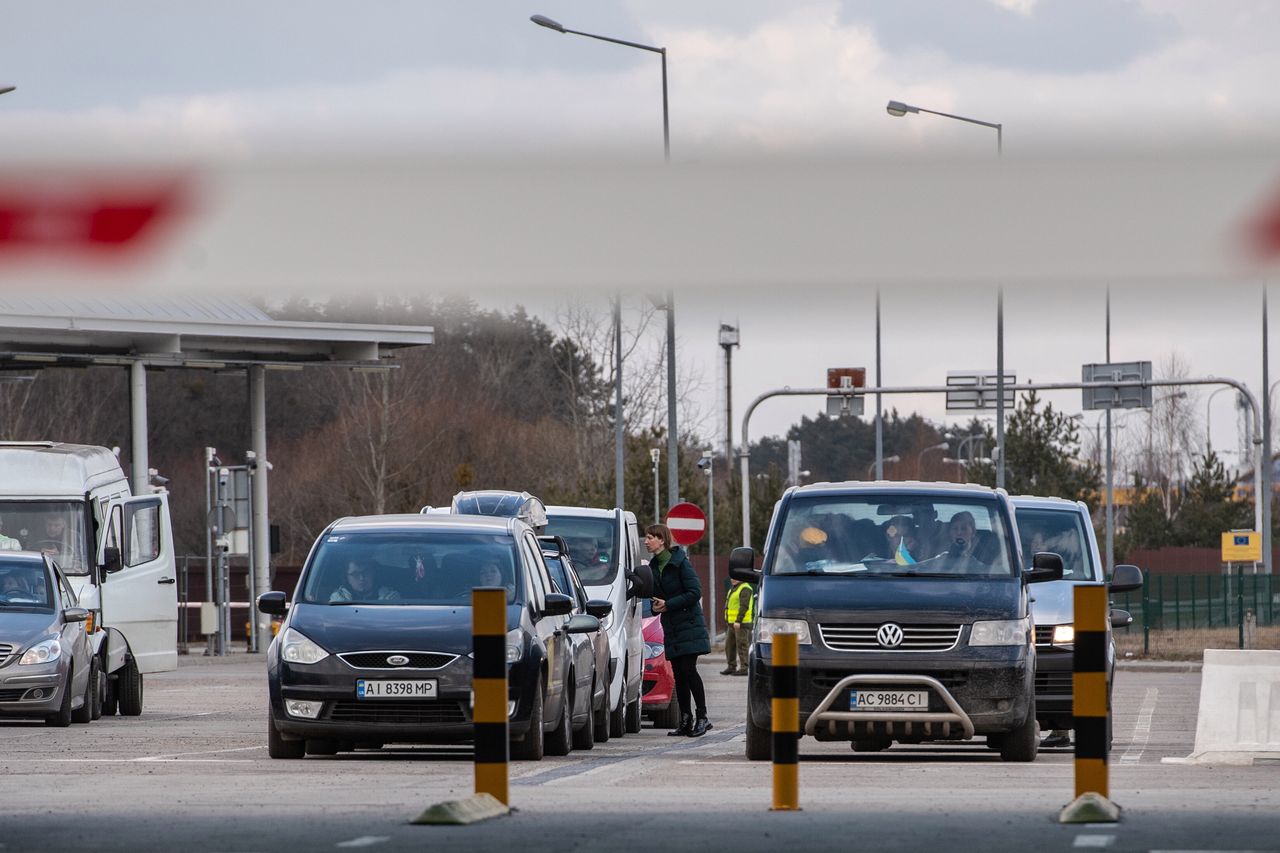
0, 558, 54, 610
299, 531, 522, 606
543, 515, 619, 586
769, 494, 1015, 578
1015, 507, 1098, 581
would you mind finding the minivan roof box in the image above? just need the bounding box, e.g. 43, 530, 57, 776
450, 490, 548, 532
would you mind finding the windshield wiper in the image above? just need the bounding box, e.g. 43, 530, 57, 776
887, 571, 964, 578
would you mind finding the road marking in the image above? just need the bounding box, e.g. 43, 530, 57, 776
335, 838, 390, 848
1073, 835, 1115, 848
134, 745, 266, 762
1120, 687, 1158, 764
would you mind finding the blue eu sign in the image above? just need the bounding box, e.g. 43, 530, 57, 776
1235, 534, 1250, 546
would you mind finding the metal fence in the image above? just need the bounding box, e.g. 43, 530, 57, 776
1111, 571, 1276, 632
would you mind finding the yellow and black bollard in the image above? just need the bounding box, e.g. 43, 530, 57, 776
1058, 584, 1119, 823
771, 632, 800, 811
472, 587, 509, 806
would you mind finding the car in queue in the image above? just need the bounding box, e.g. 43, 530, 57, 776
732, 482, 1063, 762
0, 552, 97, 726
640, 598, 678, 728
538, 535, 613, 747
258, 514, 600, 760
1010, 495, 1143, 750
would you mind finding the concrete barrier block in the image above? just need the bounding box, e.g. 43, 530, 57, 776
410, 793, 510, 825
1163, 648, 1280, 766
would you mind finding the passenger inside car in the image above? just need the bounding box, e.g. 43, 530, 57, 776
329, 560, 402, 602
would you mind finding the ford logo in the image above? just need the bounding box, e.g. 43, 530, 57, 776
876, 623, 904, 649
386, 654, 410, 666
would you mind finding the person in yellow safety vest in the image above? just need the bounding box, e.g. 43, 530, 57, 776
720, 577, 754, 676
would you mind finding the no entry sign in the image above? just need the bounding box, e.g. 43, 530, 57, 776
666, 502, 706, 547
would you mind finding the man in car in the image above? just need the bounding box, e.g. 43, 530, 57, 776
943, 511, 998, 566
38, 515, 80, 570
0, 515, 20, 551
329, 560, 401, 602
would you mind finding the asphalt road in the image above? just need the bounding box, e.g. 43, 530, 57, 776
0, 654, 1275, 853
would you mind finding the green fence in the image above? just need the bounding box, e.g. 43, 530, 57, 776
1110, 571, 1277, 632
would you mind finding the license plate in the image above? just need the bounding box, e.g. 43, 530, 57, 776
356, 679, 437, 699
850, 690, 927, 711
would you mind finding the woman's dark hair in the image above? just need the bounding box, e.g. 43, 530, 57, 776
645, 523, 672, 549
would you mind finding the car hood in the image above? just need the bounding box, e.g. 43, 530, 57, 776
0, 611, 57, 649
760, 575, 1023, 623
642, 614, 663, 643
1029, 580, 1104, 627
288, 602, 520, 655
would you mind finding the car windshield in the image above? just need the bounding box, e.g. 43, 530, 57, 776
298, 531, 522, 606
770, 494, 1015, 578
1015, 507, 1098, 581
0, 501, 89, 575
543, 515, 618, 586
0, 558, 54, 610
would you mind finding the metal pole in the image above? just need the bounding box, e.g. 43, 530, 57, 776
724, 340, 734, 462
1262, 285, 1272, 575
740, 445, 751, 548
249, 366, 272, 648
653, 452, 661, 526
666, 291, 678, 509
660, 49, 669, 163
246, 462, 257, 653
129, 360, 149, 494
615, 295, 625, 510
996, 289, 1005, 490
1105, 288, 1114, 575
875, 289, 884, 479
204, 447, 214, 656
707, 458, 716, 641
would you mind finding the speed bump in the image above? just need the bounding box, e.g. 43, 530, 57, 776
411, 793, 510, 826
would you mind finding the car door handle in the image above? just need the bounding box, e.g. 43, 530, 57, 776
158, 577, 176, 585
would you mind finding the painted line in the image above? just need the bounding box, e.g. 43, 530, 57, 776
1120, 687, 1158, 764
1072, 835, 1115, 848
335, 838, 390, 849
134, 745, 266, 762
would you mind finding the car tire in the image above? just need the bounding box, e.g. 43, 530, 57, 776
72, 661, 96, 724
102, 672, 118, 717
659, 697, 681, 730
999, 700, 1040, 763
985, 733, 1005, 751
117, 656, 144, 717
852, 737, 892, 752
305, 739, 339, 756
593, 683, 611, 743
545, 685, 573, 757
608, 681, 626, 739
572, 688, 595, 751
90, 658, 104, 721
45, 672, 74, 727
625, 691, 642, 734
267, 706, 306, 759
745, 699, 771, 761
511, 677, 545, 761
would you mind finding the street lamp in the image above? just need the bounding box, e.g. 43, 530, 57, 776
0, 87, 14, 96
650, 447, 661, 525
868, 454, 900, 480
917, 441, 950, 474
886, 98, 1004, 487
699, 449, 716, 639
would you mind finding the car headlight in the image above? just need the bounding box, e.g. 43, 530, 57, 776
1052, 625, 1075, 645
19, 637, 61, 666
754, 617, 812, 645
969, 618, 1031, 647
644, 642, 664, 659
280, 627, 329, 665
506, 629, 524, 664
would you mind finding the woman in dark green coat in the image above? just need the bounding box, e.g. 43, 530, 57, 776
645, 523, 713, 737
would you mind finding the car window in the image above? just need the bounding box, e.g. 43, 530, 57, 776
298, 530, 521, 605
543, 515, 619, 585
0, 559, 54, 610
1015, 507, 1098, 581
522, 535, 553, 607
769, 494, 1015, 578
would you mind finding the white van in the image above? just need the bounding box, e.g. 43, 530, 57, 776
0, 442, 178, 716
544, 506, 645, 737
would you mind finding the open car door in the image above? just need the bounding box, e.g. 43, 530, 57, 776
98, 494, 179, 674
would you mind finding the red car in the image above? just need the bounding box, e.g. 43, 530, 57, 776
641, 601, 679, 728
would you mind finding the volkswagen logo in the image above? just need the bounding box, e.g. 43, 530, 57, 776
386, 654, 410, 666
876, 623, 904, 648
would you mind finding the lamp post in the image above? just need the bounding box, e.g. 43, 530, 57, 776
700, 449, 716, 639
917, 441, 950, 476
886, 99, 1004, 486
650, 448, 661, 525
532, 13, 674, 510
868, 454, 900, 480
0, 86, 14, 96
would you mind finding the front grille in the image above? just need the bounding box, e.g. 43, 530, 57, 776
338, 651, 456, 670
811, 670, 969, 691
819, 623, 962, 652
0, 688, 25, 701
326, 700, 469, 725
1034, 626, 1054, 647
0, 643, 13, 666
1035, 671, 1073, 694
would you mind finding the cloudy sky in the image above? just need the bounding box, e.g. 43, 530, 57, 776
3, 1, 1279, 464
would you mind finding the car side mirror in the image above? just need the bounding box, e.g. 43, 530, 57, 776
586, 599, 613, 620
543, 593, 573, 617
1024, 552, 1064, 583
729, 547, 760, 583
566, 614, 600, 635
257, 591, 288, 616
627, 564, 654, 599
63, 607, 89, 623
1109, 564, 1144, 593
1109, 608, 1133, 629
101, 546, 122, 575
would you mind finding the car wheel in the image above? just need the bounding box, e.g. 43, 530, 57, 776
852, 737, 892, 752
45, 672, 74, 727
102, 674, 118, 717
545, 685, 573, 757
625, 690, 642, 734
608, 679, 626, 739
593, 683, 611, 743
305, 739, 339, 756
267, 705, 306, 759
659, 698, 681, 730
745, 699, 771, 761
90, 658, 104, 721
985, 733, 1005, 751
572, 687, 595, 751
999, 699, 1040, 763
72, 661, 96, 724
117, 656, 144, 717
511, 677, 545, 761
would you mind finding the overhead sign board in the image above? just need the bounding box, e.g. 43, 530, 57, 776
1221, 531, 1262, 563
826, 367, 865, 417
945, 371, 1017, 412
1082, 361, 1153, 410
